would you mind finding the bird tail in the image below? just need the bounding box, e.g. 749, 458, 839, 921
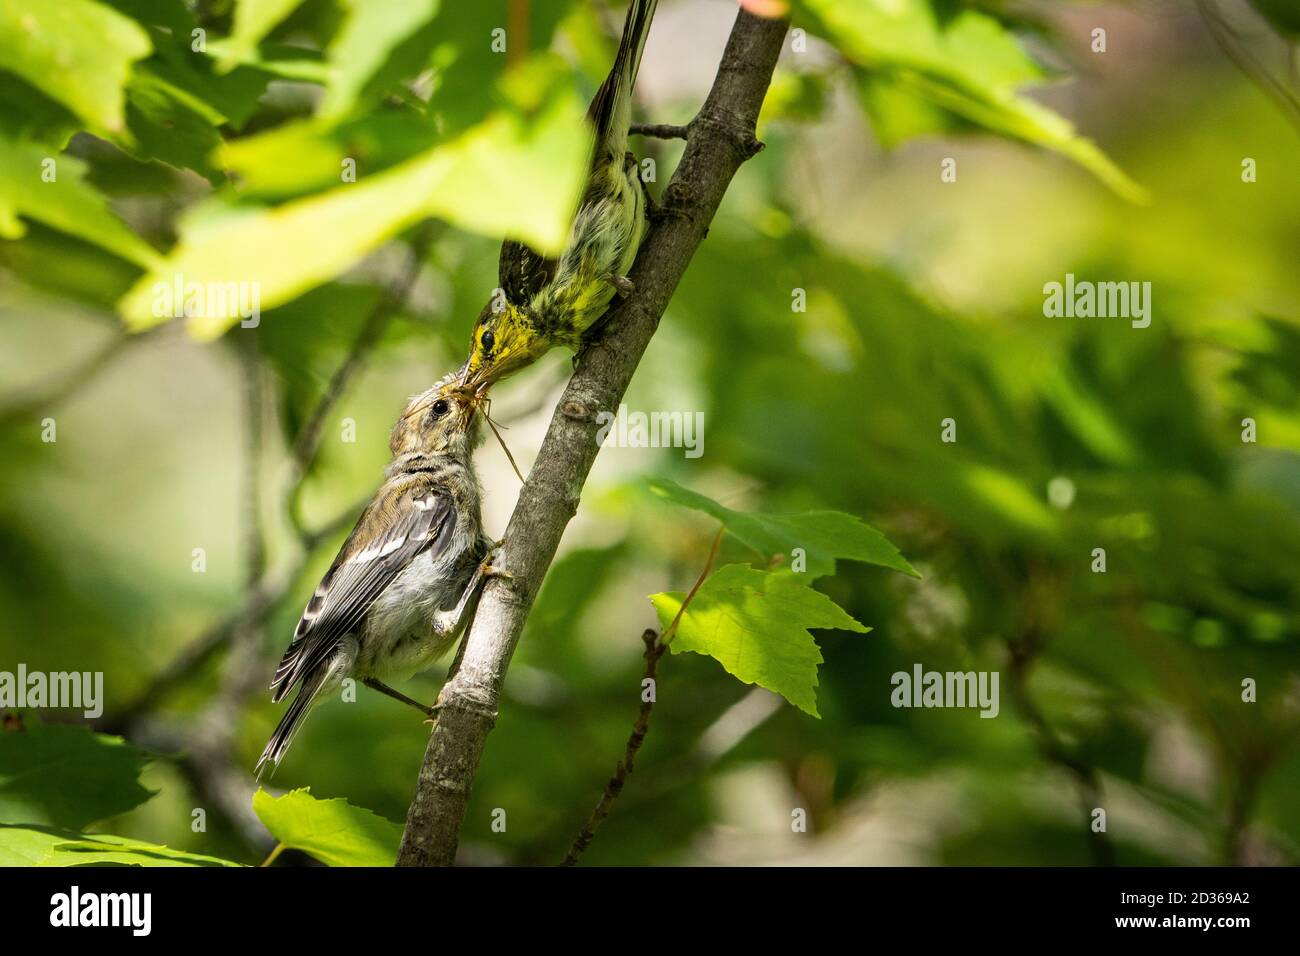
255, 667, 328, 780
588, 0, 659, 159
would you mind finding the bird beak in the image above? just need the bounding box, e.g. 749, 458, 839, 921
457, 360, 473, 389
446, 382, 487, 426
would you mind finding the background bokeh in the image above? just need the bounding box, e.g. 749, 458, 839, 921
1, 0, 1298, 865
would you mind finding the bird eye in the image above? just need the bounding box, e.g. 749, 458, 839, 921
431, 399, 450, 418
480, 329, 495, 352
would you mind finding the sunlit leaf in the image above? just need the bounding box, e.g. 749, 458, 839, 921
0, 134, 160, 267
651, 563, 870, 716
118, 64, 587, 339
321, 0, 442, 120
0, 825, 241, 867
253, 788, 402, 867
797, 0, 1147, 201
0, 0, 151, 135
956, 463, 1058, 536
220, 0, 310, 71
219, 113, 440, 199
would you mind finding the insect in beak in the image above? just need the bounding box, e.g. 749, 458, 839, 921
463, 383, 523, 483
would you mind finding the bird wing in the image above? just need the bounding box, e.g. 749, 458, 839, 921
496, 0, 658, 310
587, 0, 658, 157
271, 482, 457, 701
498, 237, 558, 306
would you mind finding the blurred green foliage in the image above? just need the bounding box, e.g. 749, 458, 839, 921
1, 0, 1298, 867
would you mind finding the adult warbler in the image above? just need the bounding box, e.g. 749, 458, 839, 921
461, 0, 658, 389
257, 375, 498, 776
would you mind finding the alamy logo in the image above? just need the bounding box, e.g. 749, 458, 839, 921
1043, 273, 1151, 328
151, 273, 262, 328
595, 404, 704, 459
890, 665, 1000, 718
50, 887, 151, 936
0, 664, 103, 719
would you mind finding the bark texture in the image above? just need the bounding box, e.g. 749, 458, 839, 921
397, 8, 789, 867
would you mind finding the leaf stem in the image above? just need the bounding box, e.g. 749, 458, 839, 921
662, 526, 723, 647
259, 842, 285, 868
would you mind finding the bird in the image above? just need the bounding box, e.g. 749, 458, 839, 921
460, 0, 659, 389
256, 374, 498, 777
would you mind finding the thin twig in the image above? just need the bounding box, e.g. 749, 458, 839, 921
507, 0, 530, 71
397, 8, 788, 867
561, 629, 663, 865
617, 688, 783, 813
561, 528, 725, 865
630, 122, 692, 140
1197, 0, 1300, 132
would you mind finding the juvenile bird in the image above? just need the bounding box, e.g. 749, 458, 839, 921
256, 375, 496, 776
461, 0, 659, 389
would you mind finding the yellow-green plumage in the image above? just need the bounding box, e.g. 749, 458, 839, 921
463, 0, 659, 387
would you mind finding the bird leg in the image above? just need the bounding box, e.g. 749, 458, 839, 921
479, 545, 514, 581
604, 272, 636, 296
423, 546, 511, 724
362, 677, 435, 718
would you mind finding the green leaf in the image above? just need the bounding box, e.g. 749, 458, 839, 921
320, 0, 442, 121
0, 223, 142, 307
956, 462, 1059, 537
646, 477, 918, 579
253, 788, 402, 867
148, 44, 272, 130
1250, 0, 1300, 37
101, 0, 195, 35
419, 0, 579, 136
221, 0, 310, 71
0, 73, 81, 150
0, 134, 160, 267
118, 63, 587, 339
797, 0, 1147, 202
0, 824, 241, 867
203, 38, 332, 84
123, 72, 225, 179
218, 113, 440, 199
0, 0, 152, 135
651, 564, 870, 716
0, 724, 155, 829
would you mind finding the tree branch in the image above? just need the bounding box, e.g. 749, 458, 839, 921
397, 8, 789, 867
561, 527, 723, 865
630, 122, 691, 141
562, 628, 663, 866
